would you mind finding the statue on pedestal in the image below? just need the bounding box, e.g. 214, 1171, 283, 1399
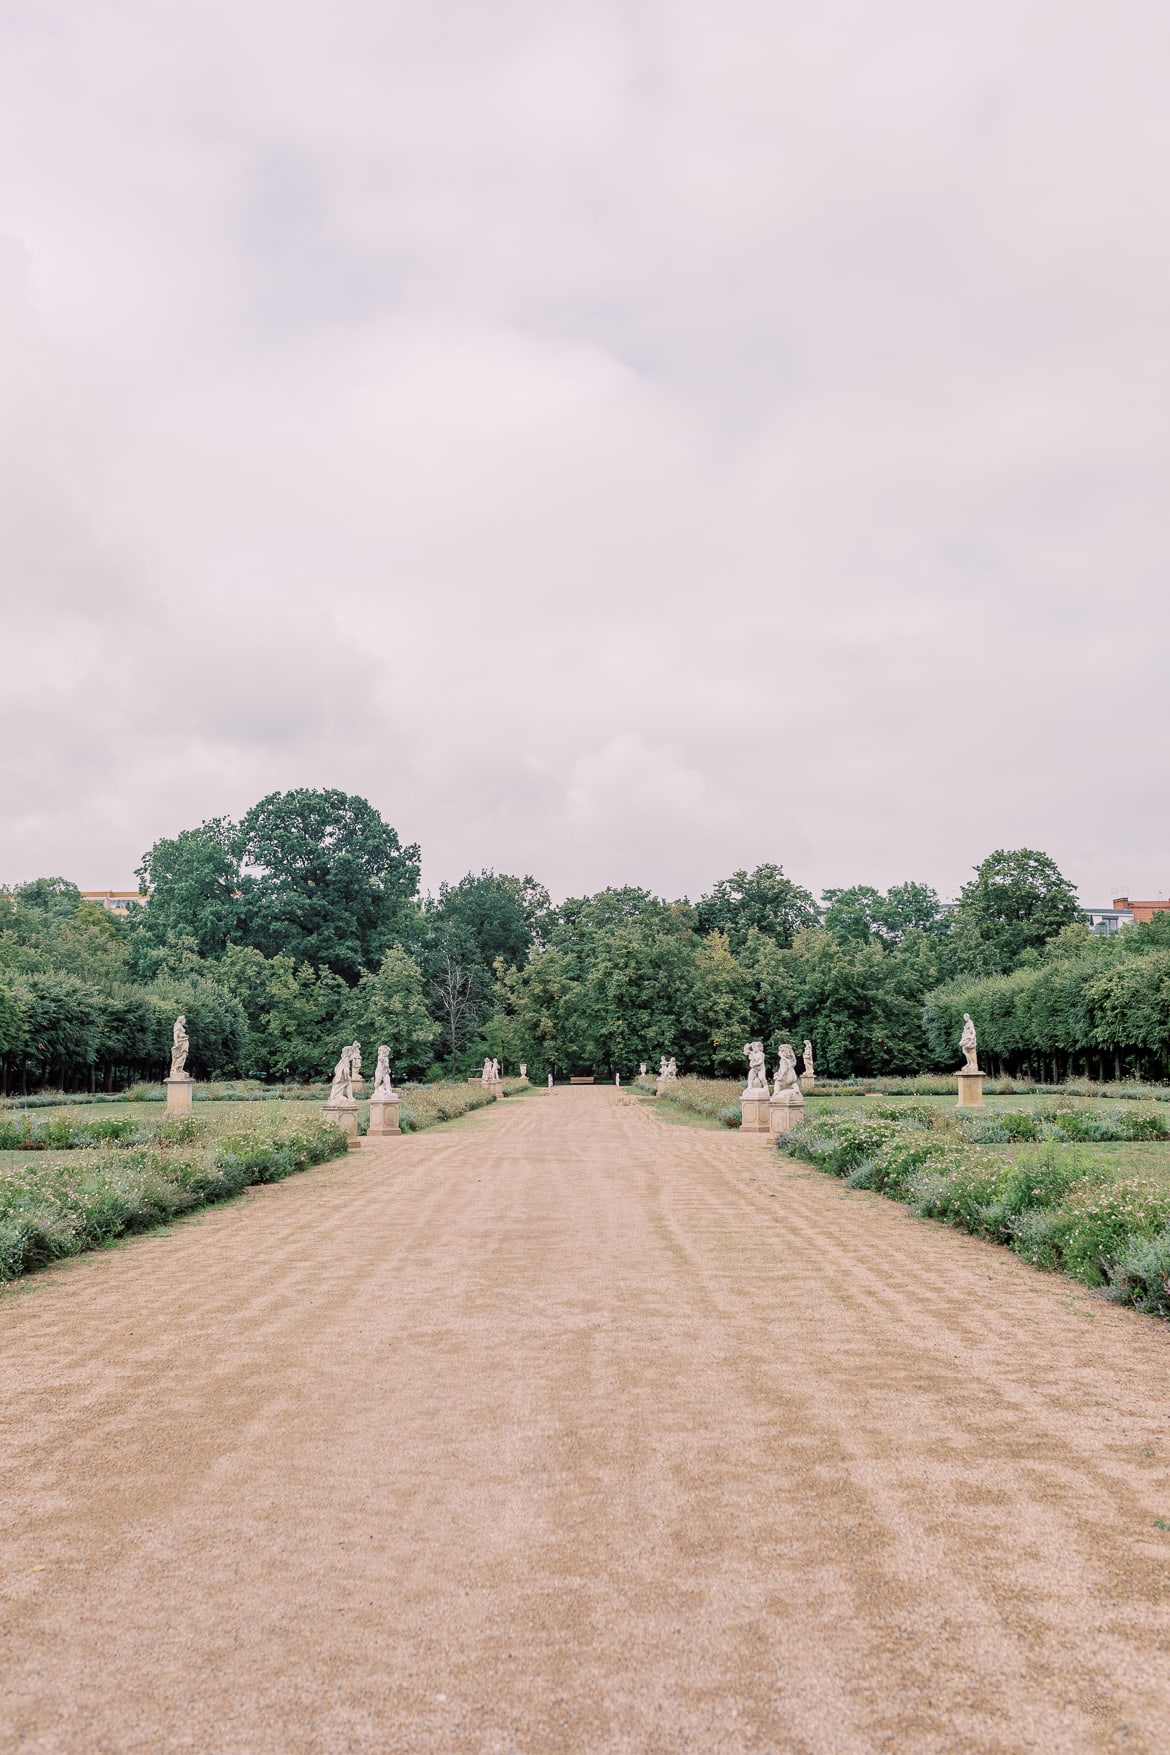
772, 1043, 800, 1097
169, 1015, 189, 1080
329, 1044, 355, 1105
802, 1040, 815, 1081
372, 1045, 394, 1098
960, 1014, 979, 1073
743, 1041, 769, 1094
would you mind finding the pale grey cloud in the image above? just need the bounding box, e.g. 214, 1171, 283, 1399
1, 1, 1168, 905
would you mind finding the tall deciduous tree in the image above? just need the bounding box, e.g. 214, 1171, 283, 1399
697, 864, 819, 953
136, 819, 245, 958
952, 848, 1080, 974
345, 946, 439, 1080
237, 789, 420, 982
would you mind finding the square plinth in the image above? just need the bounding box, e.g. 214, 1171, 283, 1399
770, 1099, 805, 1136
368, 1098, 400, 1135
740, 1094, 771, 1133
165, 1077, 194, 1114
323, 1101, 361, 1146
956, 1071, 984, 1108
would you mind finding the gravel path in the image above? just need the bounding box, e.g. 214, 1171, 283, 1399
2, 1086, 1170, 1753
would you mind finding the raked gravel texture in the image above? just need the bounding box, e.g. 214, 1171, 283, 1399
2, 1086, 1170, 1753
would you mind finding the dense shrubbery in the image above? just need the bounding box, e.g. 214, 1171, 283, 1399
924, 917, 1170, 1084
783, 1111, 1170, 1311
397, 1081, 500, 1132
0, 1116, 348, 1282
656, 1076, 744, 1126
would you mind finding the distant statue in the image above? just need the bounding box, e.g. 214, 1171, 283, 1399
773, 1043, 800, 1097
615, 1072, 621, 1086
482, 1057, 493, 1084
547, 1072, 553, 1087
519, 1063, 527, 1079
639, 1062, 647, 1076
743, 1041, 768, 1092
492, 1058, 501, 1082
348, 1041, 363, 1090
801, 1040, 815, 1081
328, 1043, 354, 1105
659, 1055, 677, 1081
169, 1015, 189, 1079
372, 1045, 394, 1098
960, 1013, 979, 1073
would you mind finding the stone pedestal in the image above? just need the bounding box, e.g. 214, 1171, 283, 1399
489, 1079, 503, 1100
655, 1077, 677, 1099
740, 1091, 771, 1133
367, 1095, 400, 1135
956, 1070, 984, 1108
799, 1074, 815, 1092
165, 1075, 194, 1114
769, 1093, 806, 1137
323, 1099, 361, 1147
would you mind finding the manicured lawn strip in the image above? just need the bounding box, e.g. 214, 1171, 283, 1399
781, 1109, 1170, 1320
0, 1117, 349, 1283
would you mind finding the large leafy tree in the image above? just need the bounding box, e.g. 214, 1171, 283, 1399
952, 848, 1080, 974
136, 819, 245, 958
425, 871, 537, 972
823, 881, 948, 945
237, 789, 420, 982
345, 946, 439, 1081
697, 864, 819, 953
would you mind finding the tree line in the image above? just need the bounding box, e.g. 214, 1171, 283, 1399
2, 785, 1122, 1094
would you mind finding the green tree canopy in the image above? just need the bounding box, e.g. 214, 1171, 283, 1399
345, 946, 440, 1081
136, 818, 245, 958
697, 864, 819, 953
952, 848, 1080, 973
238, 789, 420, 981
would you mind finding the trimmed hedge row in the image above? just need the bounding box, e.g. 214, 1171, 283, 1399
0, 1117, 348, 1282
782, 1111, 1170, 1318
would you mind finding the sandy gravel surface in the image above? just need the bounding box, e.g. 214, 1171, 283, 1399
2, 1086, 1170, 1754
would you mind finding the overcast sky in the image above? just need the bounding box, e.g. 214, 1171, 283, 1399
2, 1, 1168, 906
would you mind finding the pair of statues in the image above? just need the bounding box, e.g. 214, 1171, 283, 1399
659, 1056, 677, 1080
743, 1039, 812, 1099
482, 1057, 501, 1084
329, 1042, 394, 1105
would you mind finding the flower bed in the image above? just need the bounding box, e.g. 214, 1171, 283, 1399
782, 1110, 1170, 1314
0, 1116, 348, 1283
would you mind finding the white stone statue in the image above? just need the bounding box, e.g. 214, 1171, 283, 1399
372, 1045, 394, 1098
482, 1057, 493, 1084
350, 1041, 362, 1079
773, 1043, 800, 1097
492, 1058, 501, 1082
659, 1055, 677, 1081
802, 1040, 815, 1081
615, 1072, 621, 1086
328, 1043, 354, 1105
547, 1072, 553, 1087
743, 1041, 768, 1093
639, 1062, 647, 1076
169, 1015, 189, 1080
960, 1013, 979, 1073
519, 1063, 527, 1079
